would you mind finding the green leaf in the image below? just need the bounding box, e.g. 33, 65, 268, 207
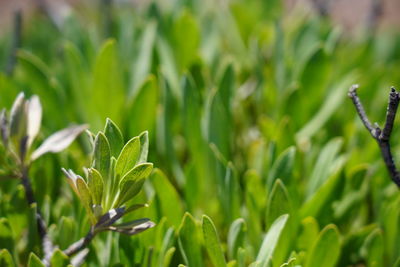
151, 169, 184, 227
138, 131, 149, 164
57, 216, 76, 249
297, 217, 320, 252
306, 138, 344, 197
227, 218, 246, 260
266, 179, 291, 228
301, 170, 344, 219
267, 147, 295, 190
362, 229, 384, 267
119, 163, 153, 189
296, 73, 356, 147
89, 39, 124, 128
31, 124, 88, 160
116, 163, 153, 206
104, 118, 124, 158
93, 132, 111, 179
0, 249, 15, 267
202, 215, 227, 267
115, 136, 140, 178
127, 76, 158, 138
256, 214, 289, 267
76, 177, 95, 224
50, 249, 69, 267
305, 225, 341, 267
129, 21, 157, 97
28, 253, 45, 267
87, 168, 104, 205
0, 218, 14, 253
163, 247, 176, 267
178, 213, 203, 267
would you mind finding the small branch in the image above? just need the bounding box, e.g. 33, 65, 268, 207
21, 167, 55, 265
349, 85, 400, 187
6, 9, 22, 75
63, 228, 96, 257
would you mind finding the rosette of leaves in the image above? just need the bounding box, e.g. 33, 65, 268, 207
62, 119, 155, 237
0, 93, 87, 178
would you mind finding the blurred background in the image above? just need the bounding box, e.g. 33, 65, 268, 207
2, 0, 400, 31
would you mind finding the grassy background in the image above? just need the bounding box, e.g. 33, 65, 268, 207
1, 0, 400, 266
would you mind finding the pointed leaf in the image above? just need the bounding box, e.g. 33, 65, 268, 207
119, 163, 153, 190
87, 168, 104, 205
104, 118, 123, 158
227, 218, 246, 260
138, 131, 149, 163
256, 214, 289, 267
115, 136, 140, 178
202, 215, 227, 267
50, 249, 69, 267
116, 179, 145, 207
266, 179, 291, 228
178, 213, 203, 267
362, 229, 384, 267
267, 147, 295, 190
93, 132, 111, 179
0, 218, 14, 253
31, 124, 88, 160
151, 169, 184, 227
76, 177, 95, 224
0, 249, 15, 267
305, 225, 341, 267
28, 253, 45, 267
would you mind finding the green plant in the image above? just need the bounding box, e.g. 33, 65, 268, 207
0, 94, 154, 265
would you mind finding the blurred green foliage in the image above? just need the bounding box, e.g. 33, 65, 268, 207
1, 0, 400, 266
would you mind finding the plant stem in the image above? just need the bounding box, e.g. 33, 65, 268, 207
21, 167, 55, 265
348, 85, 400, 187
63, 228, 96, 257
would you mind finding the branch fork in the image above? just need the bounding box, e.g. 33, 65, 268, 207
348, 84, 400, 187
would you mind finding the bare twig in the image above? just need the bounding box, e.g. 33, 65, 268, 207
63, 228, 96, 257
349, 84, 400, 187
21, 167, 55, 265
6, 9, 22, 75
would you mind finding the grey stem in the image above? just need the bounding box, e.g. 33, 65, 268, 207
348, 85, 400, 187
